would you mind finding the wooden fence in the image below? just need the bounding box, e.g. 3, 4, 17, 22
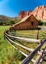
4, 30, 46, 64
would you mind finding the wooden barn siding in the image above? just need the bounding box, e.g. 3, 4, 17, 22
14, 21, 30, 30
31, 15, 38, 28
13, 15, 38, 30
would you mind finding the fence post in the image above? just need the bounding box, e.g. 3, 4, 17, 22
4, 31, 5, 39
37, 30, 39, 39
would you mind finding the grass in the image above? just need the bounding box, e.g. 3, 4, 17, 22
0, 26, 46, 64
10, 40, 30, 55
15, 39, 38, 49
42, 56, 46, 64
9, 30, 46, 64
0, 26, 22, 64
10, 30, 46, 39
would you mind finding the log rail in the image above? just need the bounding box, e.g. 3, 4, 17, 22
4, 30, 46, 64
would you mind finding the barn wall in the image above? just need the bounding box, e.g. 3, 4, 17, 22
13, 15, 38, 30
14, 21, 31, 30
29, 16, 38, 29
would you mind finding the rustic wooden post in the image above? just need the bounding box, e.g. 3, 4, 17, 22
4, 30, 8, 39
4, 31, 5, 39
37, 30, 39, 39
15, 30, 16, 36
39, 40, 42, 51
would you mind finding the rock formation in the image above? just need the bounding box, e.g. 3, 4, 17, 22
18, 5, 46, 22
18, 10, 32, 18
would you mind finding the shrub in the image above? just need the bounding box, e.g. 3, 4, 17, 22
38, 20, 43, 25
43, 22, 46, 25
0, 21, 3, 25
15, 18, 21, 24
6, 20, 15, 25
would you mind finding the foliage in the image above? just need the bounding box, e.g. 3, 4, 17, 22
43, 22, 46, 25
0, 18, 21, 26
15, 18, 21, 24
0, 26, 46, 64
0, 26, 21, 64
15, 50, 23, 60
6, 19, 15, 25
0, 21, 3, 25
38, 20, 43, 25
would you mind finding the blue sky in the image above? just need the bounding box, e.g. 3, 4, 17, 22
0, 0, 46, 17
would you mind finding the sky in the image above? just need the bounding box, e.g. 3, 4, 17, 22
0, 0, 46, 17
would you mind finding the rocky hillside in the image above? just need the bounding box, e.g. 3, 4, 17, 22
18, 5, 46, 22
0, 15, 18, 22
0, 15, 9, 22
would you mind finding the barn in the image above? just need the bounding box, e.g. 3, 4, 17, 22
12, 14, 38, 30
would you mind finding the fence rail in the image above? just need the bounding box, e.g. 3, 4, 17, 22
5, 32, 40, 43
21, 39, 46, 64
4, 30, 46, 64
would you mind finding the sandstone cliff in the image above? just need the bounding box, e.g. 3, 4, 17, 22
18, 5, 46, 22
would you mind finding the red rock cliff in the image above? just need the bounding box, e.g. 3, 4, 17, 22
18, 5, 46, 21
18, 10, 32, 18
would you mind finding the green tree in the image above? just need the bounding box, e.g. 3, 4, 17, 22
15, 18, 21, 24
43, 22, 46, 25
38, 20, 43, 26
6, 20, 15, 25
0, 21, 3, 25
